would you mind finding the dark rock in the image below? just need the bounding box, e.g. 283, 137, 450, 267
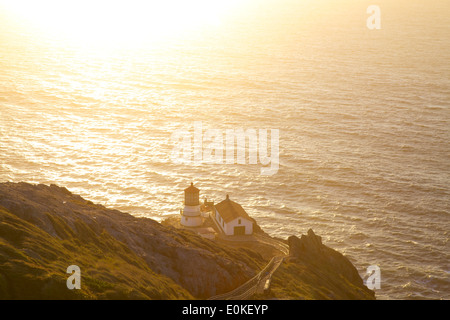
0, 182, 257, 299
285, 228, 375, 299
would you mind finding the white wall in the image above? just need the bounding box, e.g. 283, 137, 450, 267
183, 205, 201, 216
181, 204, 202, 227
181, 215, 202, 227
224, 217, 253, 235
214, 209, 253, 235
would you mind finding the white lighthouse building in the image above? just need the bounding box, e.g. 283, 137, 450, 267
180, 183, 202, 227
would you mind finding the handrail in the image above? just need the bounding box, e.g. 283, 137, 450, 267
208, 255, 284, 300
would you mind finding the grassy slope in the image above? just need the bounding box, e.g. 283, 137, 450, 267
0, 206, 193, 299
268, 232, 376, 300
0, 183, 374, 300
269, 260, 374, 300
0, 182, 268, 299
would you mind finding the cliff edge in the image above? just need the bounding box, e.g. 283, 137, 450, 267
0, 182, 374, 300
267, 230, 375, 299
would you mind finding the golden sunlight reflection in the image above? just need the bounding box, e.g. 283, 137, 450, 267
1, 0, 243, 46
1, 0, 449, 301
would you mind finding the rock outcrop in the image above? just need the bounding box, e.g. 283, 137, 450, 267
269, 229, 375, 299
0, 182, 375, 300
289, 229, 368, 288
0, 182, 263, 299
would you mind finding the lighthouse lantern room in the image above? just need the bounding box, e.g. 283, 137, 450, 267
180, 182, 202, 227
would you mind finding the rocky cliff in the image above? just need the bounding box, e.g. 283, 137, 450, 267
269, 229, 375, 299
0, 182, 374, 300
0, 182, 263, 299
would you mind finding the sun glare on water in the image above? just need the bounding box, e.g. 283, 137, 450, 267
1, 0, 243, 46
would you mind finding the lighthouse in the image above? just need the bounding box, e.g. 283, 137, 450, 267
180, 182, 202, 227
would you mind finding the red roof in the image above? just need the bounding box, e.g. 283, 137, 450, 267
215, 195, 252, 223
184, 182, 199, 193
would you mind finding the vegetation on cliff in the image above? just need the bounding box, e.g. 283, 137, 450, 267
0, 182, 264, 299
269, 230, 375, 300
0, 182, 374, 300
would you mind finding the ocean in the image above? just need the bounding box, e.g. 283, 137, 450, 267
0, 0, 449, 299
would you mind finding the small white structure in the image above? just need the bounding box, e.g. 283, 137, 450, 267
180, 183, 202, 227
213, 195, 253, 236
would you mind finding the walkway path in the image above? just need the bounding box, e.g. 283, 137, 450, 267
208, 236, 289, 300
